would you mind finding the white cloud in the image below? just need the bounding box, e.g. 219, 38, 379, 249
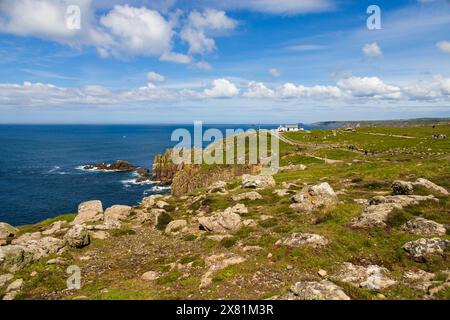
286, 44, 325, 51
436, 40, 450, 54
203, 79, 239, 98
337, 76, 401, 99
1, 75, 450, 108
98, 5, 173, 57
269, 68, 281, 77
362, 42, 383, 58
244, 81, 275, 98
147, 71, 165, 82
195, 61, 213, 70
180, 9, 237, 55
208, 0, 334, 14
160, 51, 192, 64
278, 83, 341, 99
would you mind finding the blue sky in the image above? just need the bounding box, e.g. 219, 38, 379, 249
0, 0, 449, 123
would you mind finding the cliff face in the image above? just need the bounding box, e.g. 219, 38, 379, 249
171, 164, 260, 196
152, 149, 261, 195
151, 150, 182, 183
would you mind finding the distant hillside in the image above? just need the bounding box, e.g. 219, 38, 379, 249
309, 117, 450, 128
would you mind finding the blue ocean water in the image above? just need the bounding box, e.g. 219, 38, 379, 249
0, 124, 291, 225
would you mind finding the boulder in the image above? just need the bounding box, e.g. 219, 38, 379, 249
403, 238, 450, 261
280, 164, 307, 172
104, 205, 132, 223
402, 217, 446, 236
156, 200, 169, 209
392, 180, 414, 195
281, 280, 350, 300
90, 231, 109, 240
200, 253, 246, 289
402, 270, 435, 291
273, 189, 292, 197
141, 271, 160, 281
208, 181, 227, 194
198, 210, 242, 233
64, 225, 90, 248
243, 219, 257, 227
136, 208, 166, 225
165, 220, 188, 235
275, 233, 328, 248
3, 278, 23, 300
42, 221, 68, 236
141, 195, 163, 208
73, 200, 103, 225
350, 195, 438, 228
334, 262, 396, 290
0, 222, 19, 240
231, 191, 262, 201
242, 174, 276, 189
227, 203, 248, 215
413, 178, 449, 195
0, 273, 14, 288
290, 182, 338, 212
11, 232, 42, 244
0, 237, 66, 272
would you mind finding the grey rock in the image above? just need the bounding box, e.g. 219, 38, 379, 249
231, 191, 262, 201
0, 222, 19, 240
104, 205, 132, 223
403, 238, 450, 261
73, 200, 103, 225
242, 174, 276, 189
283, 280, 350, 300
64, 225, 90, 248
392, 180, 414, 195
402, 217, 446, 236
290, 182, 338, 212
275, 233, 328, 248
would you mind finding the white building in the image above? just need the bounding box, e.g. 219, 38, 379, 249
277, 124, 301, 132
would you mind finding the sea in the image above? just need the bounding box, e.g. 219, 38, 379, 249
1, 124, 313, 225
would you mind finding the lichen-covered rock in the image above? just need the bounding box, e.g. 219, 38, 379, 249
402, 218, 446, 236
141, 195, 163, 208
281, 280, 350, 300
104, 205, 132, 223
290, 182, 338, 212
136, 208, 166, 225
42, 221, 68, 236
350, 195, 437, 228
392, 180, 414, 195
198, 209, 242, 233
334, 262, 397, 290
165, 220, 188, 235
413, 178, 449, 195
231, 191, 262, 201
242, 174, 276, 189
273, 189, 292, 197
280, 164, 307, 172
402, 270, 436, 291
0, 237, 66, 272
0, 273, 14, 288
11, 232, 42, 244
64, 225, 90, 248
200, 253, 246, 289
275, 233, 328, 248
208, 181, 227, 194
403, 238, 450, 261
73, 200, 103, 225
0, 222, 19, 240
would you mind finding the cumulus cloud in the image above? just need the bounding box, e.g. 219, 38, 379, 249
0, 1, 233, 63
436, 40, 450, 54
203, 79, 239, 98
269, 68, 281, 77
362, 42, 383, 58
147, 71, 165, 82
337, 76, 401, 99
278, 83, 341, 99
98, 5, 173, 58
2, 75, 450, 108
180, 9, 237, 55
244, 81, 275, 98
